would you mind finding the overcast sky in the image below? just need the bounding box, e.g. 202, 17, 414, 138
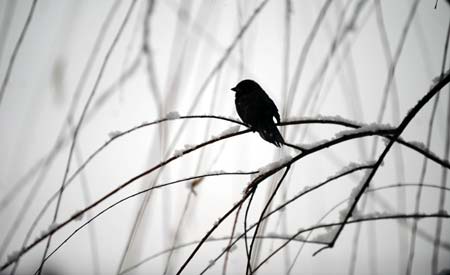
0, 0, 450, 274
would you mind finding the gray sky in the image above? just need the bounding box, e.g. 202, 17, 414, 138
0, 0, 449, 274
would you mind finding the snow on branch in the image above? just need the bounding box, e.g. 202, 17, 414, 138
174, 144, 195, 157
164, 111, 180, 120
327, 161, 377, 181
251, 154, 293, 181
311, 225, 339, 243
393, 139, 450, 167
334, 122, 394, 139
337, 170, 372, 221
108, 130, 122, 139
291, 114, 360, 125
211, 125, 241, 139
431, 68, 450, 87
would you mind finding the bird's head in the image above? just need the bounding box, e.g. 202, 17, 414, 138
231, 79, 260, 93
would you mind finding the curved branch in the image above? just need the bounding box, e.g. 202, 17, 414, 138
20, 171, 256, 274
0, 126, 251, 271
247, 166, 290, 273
0, 0, 39, 107
314, 69, 450, 255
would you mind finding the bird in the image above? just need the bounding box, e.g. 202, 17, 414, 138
231, 79, 284, 147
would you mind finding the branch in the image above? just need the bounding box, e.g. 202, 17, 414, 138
247, 166, 291, 274
124, 210, 450, 274
199, 166, 450, 274
199, 163, 375, 274
261, 182, 450, 273
4, 116, 445, 271
18, 115, 398, 262
281, 118, 450, 170
13, 171, 255, 274
0, 0, 38, 107
15, 115, 246, 261
244, 185, 257, 274
313, 69, 450, 256
120, 234, 326, 275
254, 213, 449, 273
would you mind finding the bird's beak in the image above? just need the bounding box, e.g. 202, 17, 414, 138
231, 87, 237, 92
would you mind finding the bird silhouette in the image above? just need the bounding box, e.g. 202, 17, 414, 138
231, 79, 284, 147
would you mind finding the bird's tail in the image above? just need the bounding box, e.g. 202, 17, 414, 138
258, 124, 284, 147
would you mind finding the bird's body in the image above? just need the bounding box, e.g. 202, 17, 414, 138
231, 79, 284, 147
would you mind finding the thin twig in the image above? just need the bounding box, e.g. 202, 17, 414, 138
28, 171, 256, 275
2, 118, 447, 271
407, 14, 450, 275
0, 0, 39, 107
247, 166, 291, 274
284, 0, 333, 117
254, 213, 450, 273
431, 16, 450, 275
244, 186, 257, 275
312, 67, 450, 256
19, 116, 450, 264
